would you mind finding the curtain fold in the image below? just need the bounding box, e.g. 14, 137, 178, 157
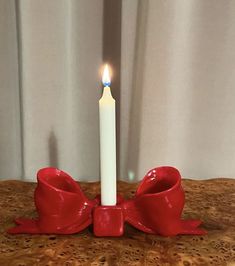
0, 0, 22, 179
121, 0, 235, 180
0, 0, 235, 180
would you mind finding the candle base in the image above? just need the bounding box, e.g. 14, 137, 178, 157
7, 167, 206, 237
93, 205, 124, 236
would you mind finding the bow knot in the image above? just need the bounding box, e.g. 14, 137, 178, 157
8, 167, 206, 236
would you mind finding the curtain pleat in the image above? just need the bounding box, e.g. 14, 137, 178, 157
0, 0, 22, 179
18, 0, 103, 180
0, 0, 235, 181
121, 0, 235, 180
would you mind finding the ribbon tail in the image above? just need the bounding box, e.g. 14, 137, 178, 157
179, 219, 207, 235
122, 200, 155, 234
54, 218, 92, 235
8, 218, 39, 234
8, 217, 93, 235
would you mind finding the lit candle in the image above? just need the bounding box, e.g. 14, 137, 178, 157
99, 64, 116, 206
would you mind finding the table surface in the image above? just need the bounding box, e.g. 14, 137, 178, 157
0, 179, 234, 266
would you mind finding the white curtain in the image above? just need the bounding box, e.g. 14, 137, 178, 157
1, 0, 235, 181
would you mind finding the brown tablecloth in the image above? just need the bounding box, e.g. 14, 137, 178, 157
0, 179, 234, 265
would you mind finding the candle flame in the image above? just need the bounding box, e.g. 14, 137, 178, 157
102, 64, 111, 87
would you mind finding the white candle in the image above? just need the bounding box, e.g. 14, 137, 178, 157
99, 64, 116, 206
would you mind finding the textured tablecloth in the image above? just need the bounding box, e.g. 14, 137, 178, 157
0, 179, 234, 266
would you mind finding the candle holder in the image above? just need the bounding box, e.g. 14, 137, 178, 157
8, 166, 206, 237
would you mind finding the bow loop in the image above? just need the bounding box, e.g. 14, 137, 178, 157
123, 167, 206, 236
136, 166, 181, 196
8, 168, 98, 234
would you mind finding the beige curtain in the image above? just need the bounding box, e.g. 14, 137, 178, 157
1, 0, 235, 181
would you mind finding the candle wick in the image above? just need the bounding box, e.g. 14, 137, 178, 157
103, 82, 111, 87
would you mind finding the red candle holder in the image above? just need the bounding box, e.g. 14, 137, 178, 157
8, 166, 206, 237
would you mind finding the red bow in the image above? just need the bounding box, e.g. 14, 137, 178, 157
8, 166, 206, 236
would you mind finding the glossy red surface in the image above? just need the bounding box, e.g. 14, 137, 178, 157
93, 206, 124, 236
8, 166, 206, 236
122, 166, 206, 236
8, 168, 99, 234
